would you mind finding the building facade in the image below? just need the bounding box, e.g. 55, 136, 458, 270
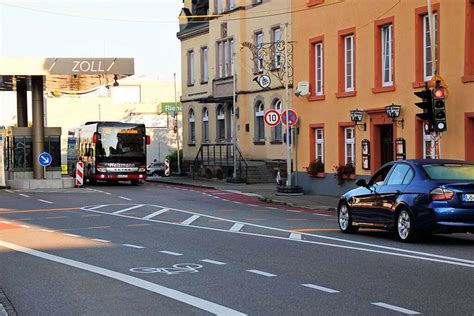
178, 0, 292, 182
292, 0, 474, 195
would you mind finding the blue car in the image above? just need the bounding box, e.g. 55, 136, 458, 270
338, 159, 474, 242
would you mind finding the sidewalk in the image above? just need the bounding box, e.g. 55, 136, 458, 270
147, 176, 339, 211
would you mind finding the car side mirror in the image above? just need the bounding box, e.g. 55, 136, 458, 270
356, 179, 368, 188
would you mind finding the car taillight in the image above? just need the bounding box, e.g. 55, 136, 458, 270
430, 188, 454, 201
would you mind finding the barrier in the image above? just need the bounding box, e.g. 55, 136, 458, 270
76, 161, 84, 187
164, 159, 170, 177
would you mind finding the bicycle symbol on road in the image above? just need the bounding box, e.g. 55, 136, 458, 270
130, 263, 203, 275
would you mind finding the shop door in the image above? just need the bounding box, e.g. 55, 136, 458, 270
380, 124, 394, 165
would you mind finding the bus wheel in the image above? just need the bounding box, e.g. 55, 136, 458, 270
131, 180, 139, 186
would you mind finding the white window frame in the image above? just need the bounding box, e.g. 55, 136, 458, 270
273, 99, 282, 142
344, 35, 354, 92
229, 0, 236, 10
344, 127, 355, 165
273, 28, 282, 69
217, 105, 226, 141
230, 40, 235, 75
315, 128, 324, 163
202, 47, 208, 83
255, 101, 265, 141
218, 42, 224, 78
188, 51, 195, 85
224, 41, 230, 77
215, 0, 223, 13
423, 13, 438, 81
314, 42, 324, 96
256, 32, 264, 72
202, 108, 209, 142
189, 109, 196, 142
381, 24, 393, 87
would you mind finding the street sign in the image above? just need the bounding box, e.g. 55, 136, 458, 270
38, 152, 52, 167
255, 75, 271, 89
281, 109, 298, 127
161, 102, 183, 113
264, 109, 281, 127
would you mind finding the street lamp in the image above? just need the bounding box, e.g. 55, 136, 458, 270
385, 103, 404, 128
350, 108, 366, 131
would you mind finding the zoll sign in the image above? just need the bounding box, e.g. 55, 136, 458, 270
45, 58, 134, 75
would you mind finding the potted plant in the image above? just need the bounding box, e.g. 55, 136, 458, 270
306, 159, 325, 177
333, 162, 356, 184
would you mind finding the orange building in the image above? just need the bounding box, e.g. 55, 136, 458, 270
291, 0, 474, 195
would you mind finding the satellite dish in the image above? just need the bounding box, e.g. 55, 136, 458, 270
295, 81, 310, 96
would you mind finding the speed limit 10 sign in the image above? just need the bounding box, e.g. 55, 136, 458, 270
264, 109, 281, 127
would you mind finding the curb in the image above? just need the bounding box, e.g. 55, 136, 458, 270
146, 179, 217, 190
0, 288, 16, 316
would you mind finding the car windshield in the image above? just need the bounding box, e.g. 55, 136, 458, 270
422, 164, 474, 181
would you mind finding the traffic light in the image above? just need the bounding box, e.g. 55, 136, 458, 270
432, 86, 447, 132
414, 86, 434, 132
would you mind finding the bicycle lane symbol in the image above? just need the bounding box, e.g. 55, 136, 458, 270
130, 263, 203, 275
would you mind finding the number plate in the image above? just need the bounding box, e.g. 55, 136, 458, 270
462, 194, 474, 202
117, 175, 128, 178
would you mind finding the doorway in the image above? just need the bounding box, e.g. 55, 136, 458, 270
380, 124, 394, 166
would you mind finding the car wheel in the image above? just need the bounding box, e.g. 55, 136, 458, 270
396, 208, 418, 242
338, 203, 359, 233
131, 179, 139, 186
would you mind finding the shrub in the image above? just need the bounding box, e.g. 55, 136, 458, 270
306, 159, 325, 175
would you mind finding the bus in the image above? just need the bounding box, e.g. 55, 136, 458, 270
68, 121, 150, 185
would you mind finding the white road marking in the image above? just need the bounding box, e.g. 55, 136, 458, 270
143, 208, 170, 219
371, 302, 420, 315
18, 194, 30, 198
92, 239, 110, 243
123, 244, 145, 249
230, 223, 244, 232
0, 241, 245, 316
65, 233, 80, 238
246, 270, 276, 277
0, 221, 11, 224
19, 225, 30, 228
289, 233, 302, 240
248, 204, 258, 207
181, 215, 200, 226
302, 283, 339, 294
113, 204, 145, 215
38, 199, 53, 204
312, 213, 331, 217
200, 259, 226, 265
287, 210, 301, 213
41, 229, 54, 233
160, 251, 183, 256
5, 190, 13, 194
233, 201, 242, 205
266, 207, 278, 210
86, 205, 108, 210
104, 192, 112, 195
118, 196, 133, 201
79, 204, 474, 268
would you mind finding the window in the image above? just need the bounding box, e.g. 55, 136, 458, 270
423, 133, 435, 159
272, 99, 282, 142
217, 39, 233, 78
256, 31, 264, 72
423, 13, 438, 81
217, 105, 226, 141
201, 47, 208, 83
381, 24, 393, 86
315, 128, 324, 162
273, 27, 282, 69
344, 35, 354, 92
464, 0, 474, 82
255, 101, 265, 142
215, 0, 223, 13
309, 36, 324, 100
337, 28, 356, 97
218, 42, 224, 78
224, 41, 230, 77
230, 40, 235, 75
344, 127, 355, 165
386, 164, 411, 185
202, 108, 209, 142
189, 109, 196, 143
314, 42, 324, 95
229, 0, 236, 10
187, 50, 195, 85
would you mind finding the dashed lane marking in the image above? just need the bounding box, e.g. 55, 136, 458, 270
40, 229, 54, 233
18, 194, 30, 198
200, 259, 227, 265
127, 223, 151, 227
0, 207, 79, 214
371, 302, 420, 315
87, 226, 110, 230
302, 284, 340, 294
181, 215, 200, 226
143, 208, 169, 219
38, 199, 53, 204
289, 233, 302, 240
91, 239, 110, 243
19, 225, 30, 228
81, 214, 101, 217
246, 270, 277, 277
65, 233, 80, 238
266, 207, 278, 210
118, 196, 132, 201
0, 241, 246, 316
160, 251, 183, 256
123, 244, 145, 249
113, 204, 144, 215
46, 216, 68, 219
0, 221, 11, 224
229, 223, 244, 232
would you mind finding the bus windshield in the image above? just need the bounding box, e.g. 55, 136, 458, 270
97, 126, 145, 158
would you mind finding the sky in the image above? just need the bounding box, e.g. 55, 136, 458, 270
0, 0, 182, 80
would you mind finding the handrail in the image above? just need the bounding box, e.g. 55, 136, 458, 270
193, 143, 248, 180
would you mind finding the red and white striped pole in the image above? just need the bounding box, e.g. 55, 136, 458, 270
76, 161, 84, 187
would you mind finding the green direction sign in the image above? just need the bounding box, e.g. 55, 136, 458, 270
161, 102, 183, 113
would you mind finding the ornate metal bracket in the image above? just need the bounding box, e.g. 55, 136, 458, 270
240, 40, 293, 86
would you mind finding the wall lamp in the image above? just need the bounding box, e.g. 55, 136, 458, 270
385, 103, 404, 128
350, 108, 366, 131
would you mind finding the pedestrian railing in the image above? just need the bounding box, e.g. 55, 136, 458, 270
193, 143, 248, 180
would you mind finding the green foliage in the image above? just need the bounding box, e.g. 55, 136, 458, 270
166, 149, 183, 173
306, 159, 325, 175
333, 162, 355, 185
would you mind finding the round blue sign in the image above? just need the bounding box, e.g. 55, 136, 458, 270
38, 152, 52, 167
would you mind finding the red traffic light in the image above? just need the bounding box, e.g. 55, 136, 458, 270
433, 88, 445, 99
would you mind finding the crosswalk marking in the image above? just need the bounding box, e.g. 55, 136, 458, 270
114, 204, 144, 215
229, 223, 244, 232
181, 215, 200, 226
246, 270, 276, 277
200, 259, 226, 265
289, 233, 302, 240
123, 244, 145, 249
160, 251, 183, 256
302, 283, 339, 294
143, 208, 169, 219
